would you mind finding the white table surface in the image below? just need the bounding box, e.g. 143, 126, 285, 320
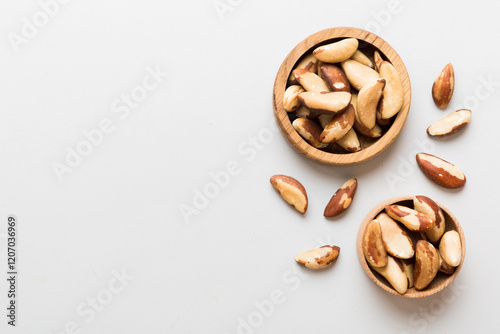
1, 0, 499, 333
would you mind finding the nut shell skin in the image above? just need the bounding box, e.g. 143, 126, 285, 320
270, 175, 308, 214
319, 64, 351, 93
385, 205, 435, 232
363, 219, 388, 268
414, 240, 440, 291
432, 63, 454, 108
324, 178, 358, 217
416, 153, 466, 189
413, 196, 446, 243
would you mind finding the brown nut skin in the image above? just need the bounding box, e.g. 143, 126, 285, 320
288, 54, 319, 85
432, 63, 454, 108
319, 104, 355, 143
416, 153, 466, 189
292, 118, 326, 149
385, 205, 435, 232
295, 245, 340, 269
414, 240, 440, 290
413, 196, 446, 243
293, 69, 330, 93
437, 250, 455, 275
324, 178, 357, 217
270, 175, 308, 214
319, 64, 351, 92
376, 109, 391, 126
363, 219, 388, 268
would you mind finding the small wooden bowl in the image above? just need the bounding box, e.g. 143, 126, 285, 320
272, 27, 411, 165
356, 196, 466, 298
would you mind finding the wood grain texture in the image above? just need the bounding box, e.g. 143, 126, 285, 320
273, 27, 411, 165
356, 196, 466, 298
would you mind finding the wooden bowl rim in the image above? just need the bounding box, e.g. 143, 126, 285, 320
272, 27, 412, 165
356, 195, 466, 298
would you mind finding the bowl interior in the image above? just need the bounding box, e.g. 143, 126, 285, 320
356, 196, 466, 298
273, 27, 411, 165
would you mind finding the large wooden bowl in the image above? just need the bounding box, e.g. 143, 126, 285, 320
356, 196, 466, 298
272, 27, 411, 165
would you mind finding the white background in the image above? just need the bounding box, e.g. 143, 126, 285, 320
0, 0, 499, 333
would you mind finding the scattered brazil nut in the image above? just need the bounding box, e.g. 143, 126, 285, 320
313, 38, 358, 63
319, 63, 351, 92
270, 175, 308, 214
377, 213, 414, 259
432, 63, 454, 108
371, 255, 408, 294
298, 91, 351, 115
385, 205, 435, 232
319, 103, 355, 143
324, 178, 358, 217
356, 78, 386, 129
283, 85, 305, 112
427, 109, 471, 137
413, 196, 445, 243
439, 230, 462, 267
295, 245, 340, 269
341, 59, 380, 91
378, 61, 404, 119
293, 118, 327, 149
293, 69, 330, 93
416, 153, 466, 189
363, 219, 388, 268
414, 240, 440, 290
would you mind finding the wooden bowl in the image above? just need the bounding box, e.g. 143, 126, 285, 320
272, 27, 411, 165
356, 196, 466, 298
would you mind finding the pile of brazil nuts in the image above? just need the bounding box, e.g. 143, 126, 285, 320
363, 195, 462, 294
282, 38, 403, 153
